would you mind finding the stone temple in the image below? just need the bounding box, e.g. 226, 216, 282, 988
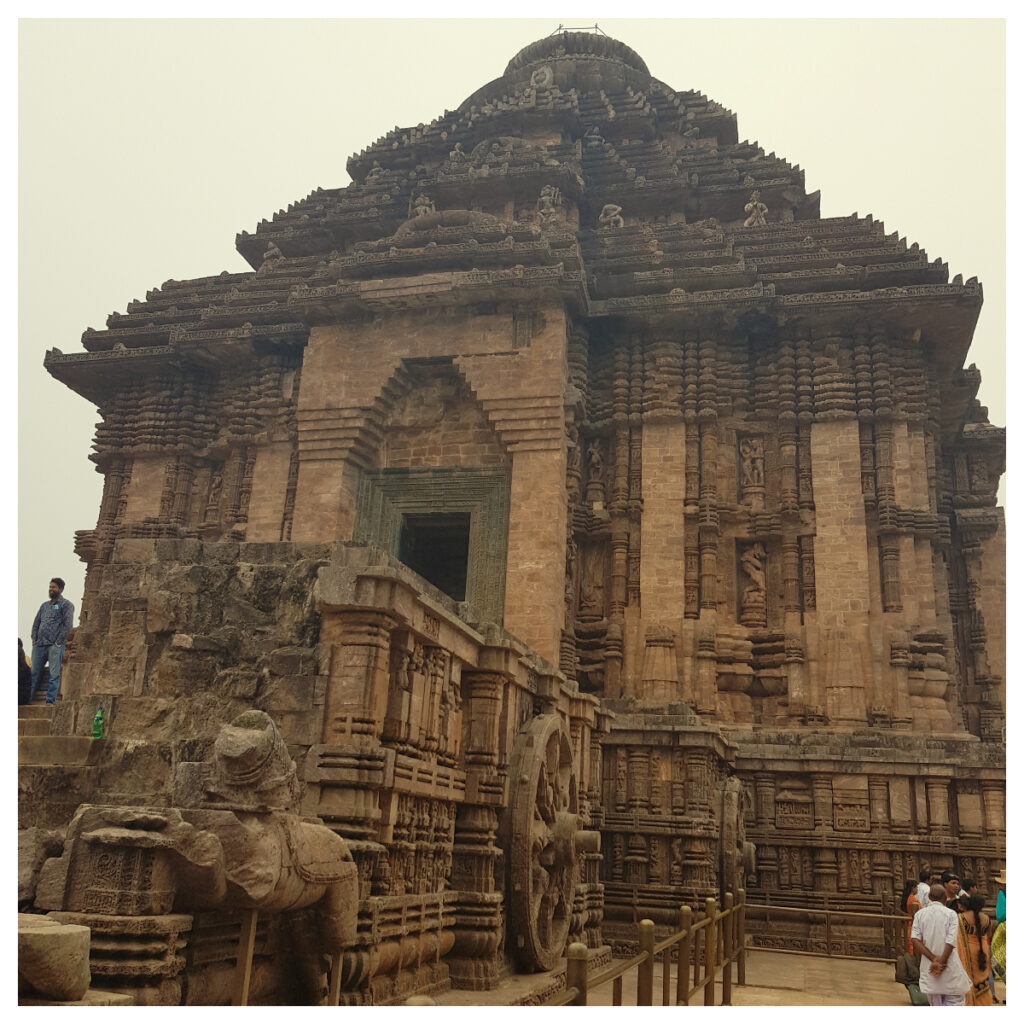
20, 30, 1004, 1006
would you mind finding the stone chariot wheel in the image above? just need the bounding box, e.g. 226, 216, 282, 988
506, 713, 590, 972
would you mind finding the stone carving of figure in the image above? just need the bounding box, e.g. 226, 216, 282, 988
649, 836, 662, 882
740, 543, 768, 626
204, 469, 224, 522
682, 124, 700, 144
585, 438, 606, 505
411, 194, 435, 218
567, 423, 581, 488
579, 556, 604, 616
614, 749, 628, 810
564, 534, 578, 610
385, 647, 412, 744
743, 190, 768, 228
257, 242, 284, 274
537, 184, 562, 227
970, 458, 989, 492
365, 160, 386, 184
489, 139, 514, 164
598, 203, 624, 229
739, 437, 765, 487
438, 673, 462, 761
444, 142, 467, 170
36, 711, 360, 1006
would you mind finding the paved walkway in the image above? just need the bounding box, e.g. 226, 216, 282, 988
434, 949, 1008, 1006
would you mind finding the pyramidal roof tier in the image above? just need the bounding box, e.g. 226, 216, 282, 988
48, 31, 988, 442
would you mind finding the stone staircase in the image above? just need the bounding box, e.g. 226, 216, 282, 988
18, 697, 106, 831
18, 703, 53, 738
18, 698, 105, 767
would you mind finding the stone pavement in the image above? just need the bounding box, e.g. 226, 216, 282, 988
433, 948, 1008, 1006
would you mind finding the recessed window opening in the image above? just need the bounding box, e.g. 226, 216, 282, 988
398, 513, 471, 602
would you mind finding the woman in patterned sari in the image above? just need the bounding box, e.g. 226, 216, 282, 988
901, 879, 921, 955
956, 894, 994, 1005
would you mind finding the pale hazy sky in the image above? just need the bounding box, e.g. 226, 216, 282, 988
17, 17, 1006, 643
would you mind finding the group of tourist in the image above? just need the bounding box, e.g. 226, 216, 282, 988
897, 867, 1006, 1006
18, 577, 74, 706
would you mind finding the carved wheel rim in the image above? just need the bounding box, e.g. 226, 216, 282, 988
508, 714, 579, 972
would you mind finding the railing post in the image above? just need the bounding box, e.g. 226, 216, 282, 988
231, 909, 258, 1006
722, 892, 734, 1005
637, 919, 655, 1006
737, 888, 746, 985
693, 906, 702, 990
327, 951, 343, 1006
703, 897, 716, 1006
566, 942, 589, 1006
677, 904, 692, 1005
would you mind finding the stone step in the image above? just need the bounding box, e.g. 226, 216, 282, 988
18, 737, 106, 768
18, 719, 51, 737
19, 704, 54, 721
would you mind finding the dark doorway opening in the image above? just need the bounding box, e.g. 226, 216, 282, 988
398, 513, 471, 602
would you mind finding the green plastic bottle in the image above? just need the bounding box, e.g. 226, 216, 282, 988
92, 705, 104, 739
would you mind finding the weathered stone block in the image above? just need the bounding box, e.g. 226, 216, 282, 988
19, 828, 65, 904
18, 914, 91, 1002
268, 646, 318, 676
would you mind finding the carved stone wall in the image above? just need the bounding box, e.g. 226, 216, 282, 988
598, 701, 743, 952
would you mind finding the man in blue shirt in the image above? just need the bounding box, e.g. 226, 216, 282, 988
30, 577, 75, 705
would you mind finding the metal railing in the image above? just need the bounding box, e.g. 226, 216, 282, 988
549, 889, 746, 1006
744, 895, 908, 964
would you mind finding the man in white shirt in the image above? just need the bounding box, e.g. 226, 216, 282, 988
911, 884, 971, 1005
915, 868, 932, 908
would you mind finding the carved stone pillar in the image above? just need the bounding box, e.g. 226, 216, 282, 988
684, 546, 699, 619
462, 671, 503, 778
610, 527, 628, 617
782, 538, 801, 613
628, 747, 648, 813
889, 630, 913, 729
811, 774, 833, 832
698, 420, 719, 611
925, 777, 951, 834
880, 535, 902, 613
868, 775, 889, 835
794, 330, 815, 511
309, 609, 396, 840
754, 773, 775, 829
758, 845, 779, 892
685, 750, 712, 817
778, 353, 799, 515
685, 421, 700, 503
871, 850, 892, 896
447, 804, 505, 990
695, 625, 717, 714
813, 847, 838, 894
980, 781, 1005, 839
321, 610, 396, 747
